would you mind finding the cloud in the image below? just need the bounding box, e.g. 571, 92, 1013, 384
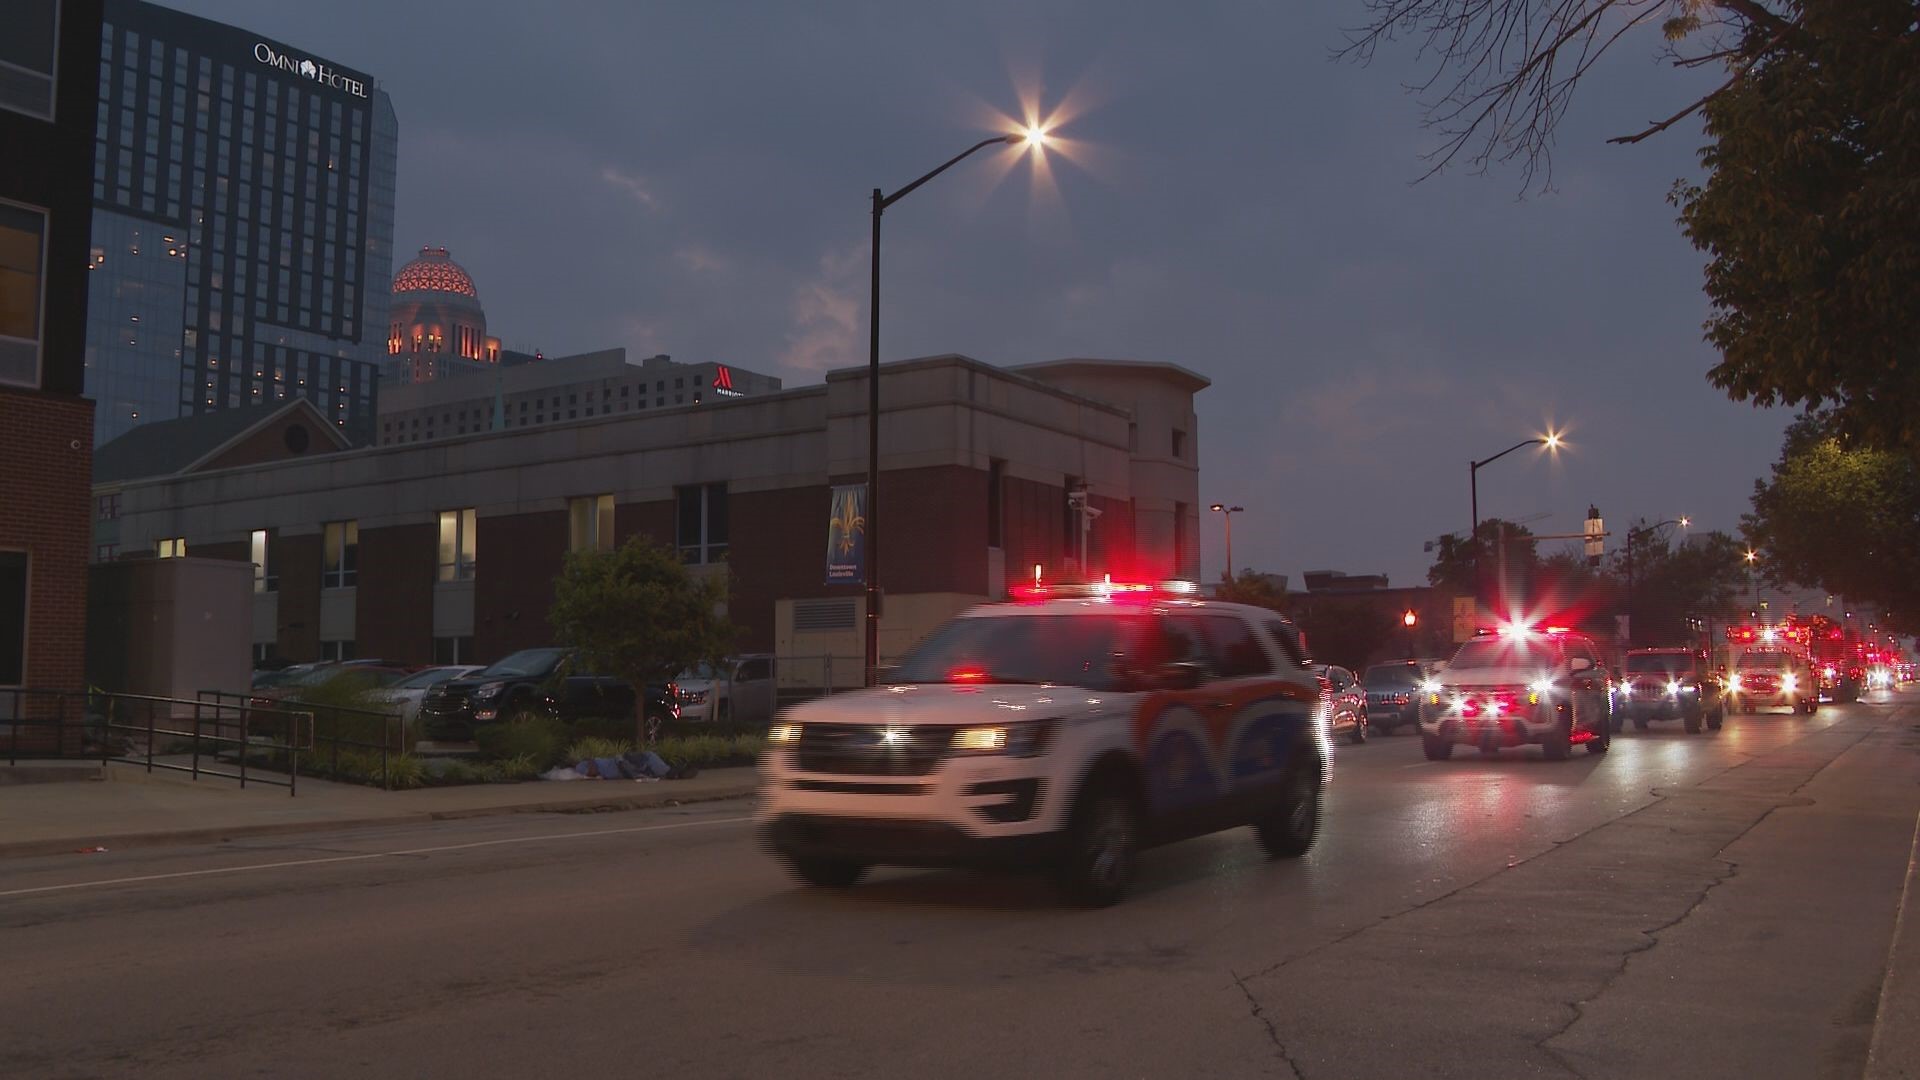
780, 243, 864, 373
674, 245, 728, 274
599, 166, 659, 210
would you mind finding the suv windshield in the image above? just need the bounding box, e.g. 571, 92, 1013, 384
1627, 654, 1691, 674
1448, 638, 1560, 671
397, 666, 467, 690
480, 648, 567, 678
892, 614, 1147, 690
1737, 651, 1796, 670
1364, 664, 1423, 687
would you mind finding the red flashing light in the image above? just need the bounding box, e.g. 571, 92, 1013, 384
1543, 625, 1573, 636
949, 665, 989, 683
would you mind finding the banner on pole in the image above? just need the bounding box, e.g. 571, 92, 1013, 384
825, 484, 867, 585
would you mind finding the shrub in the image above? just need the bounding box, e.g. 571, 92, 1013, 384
284, 672, 404, 751
564, 736, 634, 763
653, 732, 762, 769
474, 714, 569, 768
492, 753, 543, 782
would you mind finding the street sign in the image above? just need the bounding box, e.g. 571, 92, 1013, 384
1453, 596, 1478, 643
1584, 506, 1605, 563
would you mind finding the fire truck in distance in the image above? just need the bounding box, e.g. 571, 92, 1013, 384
1801, 615, 1865, 702
1722, 622, 1817, 715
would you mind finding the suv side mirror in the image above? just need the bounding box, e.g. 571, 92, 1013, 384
1570, 657, 1594, 673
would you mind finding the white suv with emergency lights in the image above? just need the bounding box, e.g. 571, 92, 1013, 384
757, 581, 1331, 906
1417, 625, 1614, 761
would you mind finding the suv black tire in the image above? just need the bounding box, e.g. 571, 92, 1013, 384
1707, 704, 1725, 731
1257, 759, 1322, 859
1683, 709, 1702, 734
1422, 731, 1453, 761
1057, 786, 1140, 907
1587, 715, 1611, 755
788, 856, 868, 889
1542, 710, 1572, 761
1633, 715, 1650, 732
1348, 716, 1368, 745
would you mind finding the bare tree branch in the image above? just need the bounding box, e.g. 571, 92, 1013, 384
1336, 0, 1800, 191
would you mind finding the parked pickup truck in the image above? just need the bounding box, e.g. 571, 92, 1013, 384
418, 647, 679, 742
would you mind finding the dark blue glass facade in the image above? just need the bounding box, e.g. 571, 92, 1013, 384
86, 0, 395, 445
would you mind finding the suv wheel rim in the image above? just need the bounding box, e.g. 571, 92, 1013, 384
1088, 801, 1133, 887
1287, 767, 1316, 835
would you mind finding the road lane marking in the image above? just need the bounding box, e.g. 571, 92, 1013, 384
0, 814, 756, 899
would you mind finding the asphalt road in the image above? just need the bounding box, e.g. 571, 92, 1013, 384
3, 696, 1918, 1080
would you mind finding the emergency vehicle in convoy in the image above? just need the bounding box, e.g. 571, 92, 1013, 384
1416, 624, 1614, 761
1802, 615, 1865, 702
1619, 648, 1724, 733
757, 579, 1331, 907
1723, 623, 1817, 714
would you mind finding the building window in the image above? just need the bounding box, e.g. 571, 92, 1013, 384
322, 520, 358, 587
433, 636, 475, 665
0, 201, 48, 389
95, 544, 118, 563
987, 459, 1004, 548
1172, 428, 1187, 460
568, 495, 614, 554
322, 639, 355, 661
0, 1, 56, 120
156, 537, 187, 558
438, 508, 476, 581
677, 483, 729, 564
250, 529, 275, 592
0, 551, 24, 685
97, 493, 121, 521
252, 642, 276, 666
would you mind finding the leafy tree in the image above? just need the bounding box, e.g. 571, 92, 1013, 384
1615, 527, 1750, 643
1426, 518, 1539, 596
1742, 414, 1920, 634
1674, 1, 1920, 455
1214, 569, 1291, 612
549, 537, 737, 740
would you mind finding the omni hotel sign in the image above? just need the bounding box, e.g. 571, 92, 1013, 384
252, 42, 369, 98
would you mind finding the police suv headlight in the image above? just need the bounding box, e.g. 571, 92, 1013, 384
951, 720, 1058, 757
769, 723, 802, 744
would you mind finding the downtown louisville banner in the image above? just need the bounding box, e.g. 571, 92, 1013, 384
825, 484, 866, 585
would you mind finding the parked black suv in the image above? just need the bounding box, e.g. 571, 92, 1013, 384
419, 648, 679, 741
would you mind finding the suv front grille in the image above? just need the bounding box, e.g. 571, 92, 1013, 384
795, 724, 951, 776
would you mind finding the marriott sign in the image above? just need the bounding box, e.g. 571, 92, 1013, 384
253, 42, 368, 99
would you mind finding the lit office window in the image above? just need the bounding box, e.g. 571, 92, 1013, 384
568, 495, 614, 554
0, 201, 47, 388
322, 520, 357, 587
156, 537, 187, 558
250, 529, 275, 592
437, 508, 476, 581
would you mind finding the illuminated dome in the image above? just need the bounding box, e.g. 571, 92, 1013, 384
392, 246, 478, 299
385, 245, 499, 376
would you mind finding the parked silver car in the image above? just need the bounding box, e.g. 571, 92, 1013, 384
670, 654, 777, 725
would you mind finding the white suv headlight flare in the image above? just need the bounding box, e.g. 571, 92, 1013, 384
952, 720, 1059, 757
1667, 680, 1683, 697
769, 723, 802, 744
1783, 673, 1799, 692
1727, 674, 1743, 692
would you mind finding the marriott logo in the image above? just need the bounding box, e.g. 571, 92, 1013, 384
253, 43, 368, 98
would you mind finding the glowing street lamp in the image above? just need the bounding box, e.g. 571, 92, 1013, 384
863, 131, 1041, 685
1468, 431, 1563, 605
1210, 503, 1244, 583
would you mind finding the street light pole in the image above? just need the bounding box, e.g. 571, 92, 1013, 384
865, 131, 1035, 686
1468, 432, 1560, 611
1209, 503, 1243, 584
1623, 516, 1689, 647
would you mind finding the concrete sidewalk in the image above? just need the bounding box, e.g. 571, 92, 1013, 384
0, 760, 758, 859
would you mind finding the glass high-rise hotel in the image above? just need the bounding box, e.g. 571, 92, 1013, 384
86, 0, 396, 445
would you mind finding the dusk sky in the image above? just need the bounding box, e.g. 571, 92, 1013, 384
173, 0, 1791, 585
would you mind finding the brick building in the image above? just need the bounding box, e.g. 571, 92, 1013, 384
2, 1, 104, 734
94, 354, 1208, 687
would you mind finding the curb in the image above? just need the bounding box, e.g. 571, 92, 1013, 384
0, 781, 758, 860
1867, 801, 1920, 1078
